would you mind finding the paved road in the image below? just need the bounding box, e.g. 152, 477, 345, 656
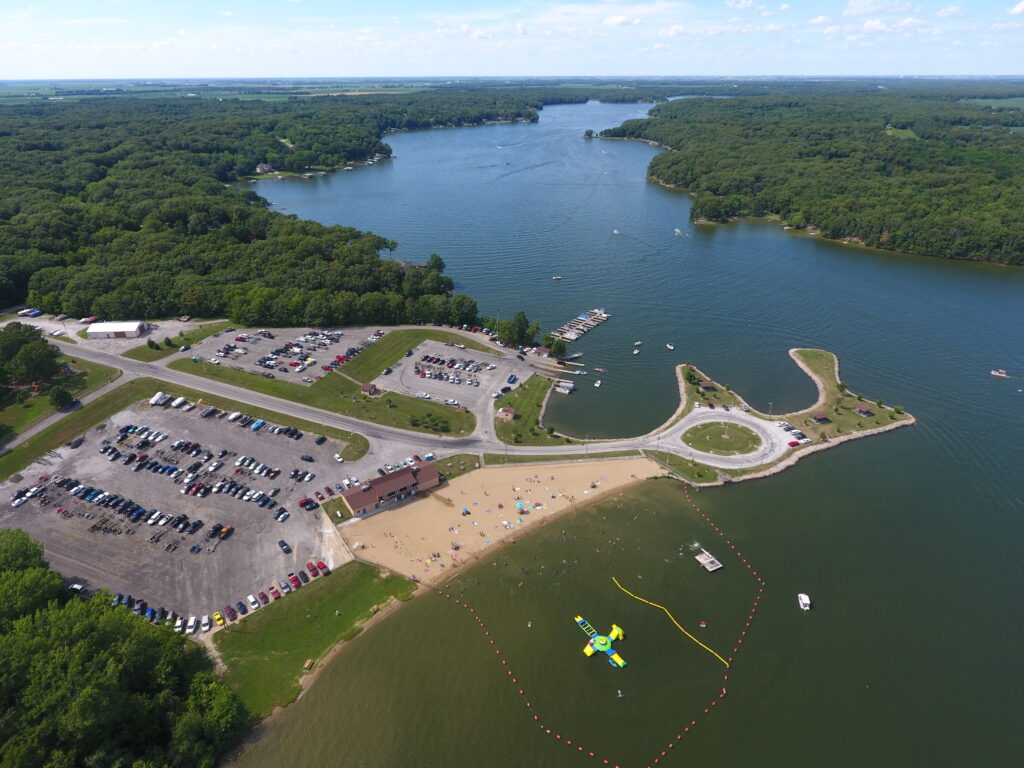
22, 336, 791, 474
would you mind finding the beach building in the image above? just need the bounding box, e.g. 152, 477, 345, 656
811, 412, 831, 424
854, 405, 875, 417
340, 463, 442, 516
497, 406, 517, 423
255, 162, 274, 174
85, 321, 145, 339
360, 382, 379, 396
698, 381, 717, 392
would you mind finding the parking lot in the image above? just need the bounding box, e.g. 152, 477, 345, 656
0, 399, 357, 626
382, 340, 533, 415
187, 326, 376, 387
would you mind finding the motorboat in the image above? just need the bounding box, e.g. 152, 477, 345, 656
594, 367, 606, 373
990, 369, 1008, 378
797, 593, 812, 611
632, 348, 640, 356
666, 343, 675, 351
634, 341, 643, 346
612, 229, 620, 235
552, 276, 563, 281
594, 380, 602, 388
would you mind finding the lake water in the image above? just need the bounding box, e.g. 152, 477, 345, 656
228, 102, 1024, 767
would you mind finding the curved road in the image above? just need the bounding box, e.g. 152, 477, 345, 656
8, 334, 792, 477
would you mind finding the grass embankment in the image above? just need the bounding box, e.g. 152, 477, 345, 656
643, 450, 719, 484
343, 328, 497, 383
215, 561, 415, 718
0, 357, 119, 440
483, 450, 640, 466
436, 453, 482, 479
493, 375, 571, 447
0, 377, 368, 481
167, 359, 475, 436
122, 320, 231, 362
786, 348, 912, 440
681, 421, 761, 455
683, 366, 746, 412
75, 329, 89, 340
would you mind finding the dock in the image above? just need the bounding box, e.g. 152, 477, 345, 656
694, 549, 723, 572
551, 308, 611, 343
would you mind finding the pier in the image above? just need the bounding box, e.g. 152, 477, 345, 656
551, 308, 611, 342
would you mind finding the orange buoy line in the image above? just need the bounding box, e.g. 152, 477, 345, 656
433, 480, 767, 767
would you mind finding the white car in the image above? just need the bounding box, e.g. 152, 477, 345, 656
201, 615, 211, 632
247, 594, 260, 611
333, 453, 345, 463
174, 616, 185, 633
208, 358, 221, 365
186, 616, 198, 634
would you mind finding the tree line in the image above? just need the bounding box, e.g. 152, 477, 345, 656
0, 529, 248, 768
600, 87, 1024, 264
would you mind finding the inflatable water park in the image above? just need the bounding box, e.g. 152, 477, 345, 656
575, 615, 627, 668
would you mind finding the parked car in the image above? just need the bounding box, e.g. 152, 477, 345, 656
278, 540, 291, 553
317, 560, 331, 576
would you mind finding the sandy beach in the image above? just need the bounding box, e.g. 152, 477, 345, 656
340, 457, 665, 585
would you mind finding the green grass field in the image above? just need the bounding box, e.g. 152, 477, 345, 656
168, 358, 475, 436
643, 450, 719, 484
960, 97, 1024, 109
342, 329, 497, 382
436, 453, 483, 479
0, 357, 119, 441
493, 375, 570, 446
483, 450, 640, 466
122, 320, 231, 361
0, 377, 369, 481
681, 421, 761, 455
214, 562, 416, 718
884, 127, 919, 140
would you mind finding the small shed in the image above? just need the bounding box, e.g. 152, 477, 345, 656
497, 406, 517, 423
86, 321, 145, 339
360, 382, 379, 396
698, 381, 717, 391
811, 412, 831, 424
854, 406, 874, 417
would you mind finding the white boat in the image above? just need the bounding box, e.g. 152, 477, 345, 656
594, 380, 602, 388
797, 593, 812, 611
552, 276, 563, 281
632, 348, 640, 356
594, 367, 606, 373
674, 228, 683, 236
990, 369, 1008, 378
633, 341, 643, 346
612, 229, 620, 235
665, 343, 675, 351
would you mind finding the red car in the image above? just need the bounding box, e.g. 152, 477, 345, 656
224, 605, 238, 621
287, 572, 302, 589
787, 440, 800, 448
268, 586, 282, 600
317, 560, 330, 575
322, 366, 332, 371
257, 591, 270, 605
306, 561, 320, 577
289, 361, 300, 367
314, 491, 325, 501
324, 486, 335, 496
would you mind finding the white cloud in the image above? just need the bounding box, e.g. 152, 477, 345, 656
659, 23, 686, 36
54, 17, 128, 27
1009, 1, 1024, 15
220, 10, 233, 17
843, 0, 909, 15
809, 15, 831, 24
823, 24, 841, 35
863, 18, 888, 31
935, 5, 964, 16
895, 17, 926, 28
603, 15, 640, 26
779, 3, 790, 10
725, 0, 754, 9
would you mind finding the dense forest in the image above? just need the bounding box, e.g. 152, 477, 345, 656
0, 529, 248, 767
0, 87, 668, 325
601, 89, 1024, 264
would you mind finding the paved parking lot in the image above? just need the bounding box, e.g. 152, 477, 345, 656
0, 401, 355, 622
381, 340, 533, 414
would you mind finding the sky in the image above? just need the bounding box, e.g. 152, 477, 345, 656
1, 1, 1022, 79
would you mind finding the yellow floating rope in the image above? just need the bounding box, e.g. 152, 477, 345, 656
612, 577, 731, 668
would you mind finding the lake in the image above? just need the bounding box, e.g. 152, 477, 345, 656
227, 101, 1024, 768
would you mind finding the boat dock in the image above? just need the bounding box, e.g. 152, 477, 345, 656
695, 549, 723, 572
553, 379, 577, 394
551, 308, 611, 343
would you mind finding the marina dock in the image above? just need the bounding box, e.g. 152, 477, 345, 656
551, 308, 611, 343
695, 549, 723, 572
553, 379, 577, 394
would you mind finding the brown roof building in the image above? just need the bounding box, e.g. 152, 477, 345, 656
497, 406, 516, 422
360, 382, 379, 396
340, 463, 442, 517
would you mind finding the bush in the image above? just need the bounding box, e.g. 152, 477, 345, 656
47, 386, 74, 409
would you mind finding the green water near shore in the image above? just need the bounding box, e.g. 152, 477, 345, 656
228, 101, 1024, 767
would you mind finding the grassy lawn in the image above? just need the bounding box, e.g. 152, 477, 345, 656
342, 328, 497, 383
644, 450, 719, 484
122, 320, 231, 362
436, 453, 483, 479
167, 359, 475, 436
0, 357, 120, 442
483, 450, 640, 466
884, 127, 919, 140
75, 329, 89, 340
214, 561, 415, 718
681, 421, 761, 455
786, 348, 912, 441
493, 375, 571, 446
0, 377, 369, 481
